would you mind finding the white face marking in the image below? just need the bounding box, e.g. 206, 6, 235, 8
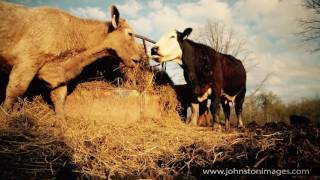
153, 29, 182, 63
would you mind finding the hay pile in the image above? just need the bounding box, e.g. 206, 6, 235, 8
1, 64, 319, 179
0, 64, 237, 179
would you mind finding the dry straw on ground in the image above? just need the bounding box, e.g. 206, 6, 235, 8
1, 64, 319, 179
0, 65, 238, 178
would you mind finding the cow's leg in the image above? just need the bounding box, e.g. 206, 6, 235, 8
221, 99, 231, 130
199, 100, 211, 127
50, 85, 67, 121
190, 103, 199, 125
173, 84, 191, 122
210, 90, 221, 129
3, 62, 38, 111
235, 89, 246, 128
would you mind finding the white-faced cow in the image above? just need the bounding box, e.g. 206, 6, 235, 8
0, 1, 143, 120
151, 28, 246, 129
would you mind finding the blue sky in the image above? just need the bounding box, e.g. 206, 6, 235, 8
8, 0, 320, 102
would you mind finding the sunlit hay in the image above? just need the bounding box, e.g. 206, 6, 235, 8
59, 64, 240, 178
2, 98, 319, 179
122, 63, 155, 93
63, 110, 238, 178
1, 60, 320, 178
0, 65, 237, 178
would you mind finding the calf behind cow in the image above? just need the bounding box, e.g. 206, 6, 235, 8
0, 1, 143, 119
151, 28, 246, 129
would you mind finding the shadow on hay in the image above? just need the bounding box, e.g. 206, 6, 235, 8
0, 56, 125, 178
0, 56, 125, 106
0, 115, 79, 179
0, 56, 128, 179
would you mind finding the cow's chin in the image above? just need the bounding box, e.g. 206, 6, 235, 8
152, 55, 182, 65
172, 58, 183, 65
151, 54, 163, 63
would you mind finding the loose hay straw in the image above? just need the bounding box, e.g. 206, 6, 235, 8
0, 63, 239, 178
3, 63, 317, 179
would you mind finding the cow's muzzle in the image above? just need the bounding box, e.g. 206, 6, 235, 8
151, 46, 162, 61
151, 46, 158, 55
127, 54, 143, 67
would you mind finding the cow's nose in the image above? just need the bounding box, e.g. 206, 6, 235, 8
132, 58, 139, 63
151, 46, 159, 55
130, 56, 141, 66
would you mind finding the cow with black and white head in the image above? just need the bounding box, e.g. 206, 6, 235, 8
152, 28, 246, 129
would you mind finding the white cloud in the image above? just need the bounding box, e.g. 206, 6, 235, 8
234, 0, 278, 21
70, 7, 107, 20
148, 0, 163, 9
130, 17, 153, 34
116, 0, 142, 18
234, 0, 313, 38
117, 0, 234, 39
246, 52, 320, 101
177, 0, 233, 23
149, 6, 198, 33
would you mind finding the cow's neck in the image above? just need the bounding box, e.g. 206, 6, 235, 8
180, 39, 218, 90
39, 45, 111, 88
172, 58, 183, 65
47, 21, 114, 83
63, 47, 110, 81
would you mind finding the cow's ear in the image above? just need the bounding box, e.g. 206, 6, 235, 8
182, 28, 192, 40
111, 5, 120, 29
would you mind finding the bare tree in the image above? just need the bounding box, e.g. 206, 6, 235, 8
196, 21, 245, 55
194, 20, 256, 71
299, 0, 320, 52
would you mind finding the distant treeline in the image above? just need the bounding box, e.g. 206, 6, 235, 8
240, 91, 320, 126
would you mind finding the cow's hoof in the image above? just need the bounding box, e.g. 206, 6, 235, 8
237, 121, 244, 129
225, 122, 231, 130
213, 124, 221, 131
185, 117, 191, 124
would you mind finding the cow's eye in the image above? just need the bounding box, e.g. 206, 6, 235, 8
170, 35, 175, 39
128, 32, 133, 37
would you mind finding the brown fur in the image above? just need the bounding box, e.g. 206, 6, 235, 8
0, 1, 143, 119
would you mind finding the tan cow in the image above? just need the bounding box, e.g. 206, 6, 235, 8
0, 1, 143, 119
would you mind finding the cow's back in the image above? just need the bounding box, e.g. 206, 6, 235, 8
0, 1, 105, 66
0, 1, 29, 53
